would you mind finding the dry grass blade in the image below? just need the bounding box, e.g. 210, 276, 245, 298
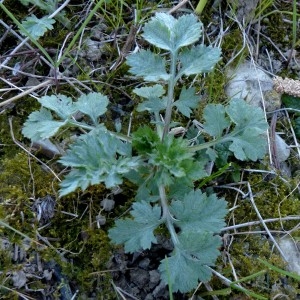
0, 79, 53, 108
218, 181, 287, 261
0, 285, 36, 300
8, 117, 61, 182
244, 181, 287, 261
222, 216, 300, 231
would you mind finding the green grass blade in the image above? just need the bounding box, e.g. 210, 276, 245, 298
258, 258, 300, 280
164, 255, 174, 300
195, 0, 208, 15
0, 219, 42, 246
198, 163, 232, 188
199, 288, 232, 297
229, 283, 267, 300
57, 0, 106, 65
231, 269, 267, 284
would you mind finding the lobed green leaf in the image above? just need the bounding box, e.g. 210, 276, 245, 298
38, 94, 76, 119
170, 189, 227, 233
178, 45, 221, 77
203, 104, 230, 137
149, 135, 206, 185
227, 131, 267, 161
108, 201, 162, 253
226, 98, 268, 133
134, 85, 167, 113
159, 232, 222, 293
137, 97, 167, 113
59, 129, 140, 196
19, 0, 71, 28
225, 99, 269, 161
142, 13, 175, 51
127, 50, 170, 81
22, 108, 67, 141
201, 99, 269, 161
142, 13, 202, 52
20, 15, 55, 39
75, 92, 109, 125
173, 87, 200, 118
132, 126, 160, 155
133, 85, 165, 99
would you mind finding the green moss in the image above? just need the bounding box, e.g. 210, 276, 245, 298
0, 149, 118, 296
205, 170, 300, 298
203, 64, 228, 104
221, 28, 248, 65
238, 172, 299, 225
263, 10, 291, 48
0, 248, 13, 274
1, 1, 298, 298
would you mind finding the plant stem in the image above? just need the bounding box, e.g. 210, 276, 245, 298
163, 51, 178, 139
154, 111, 163, 139
188, 127, 254, 152
67, 120, 132, 142
158, 184, 179, 245
188, 136, 224, 152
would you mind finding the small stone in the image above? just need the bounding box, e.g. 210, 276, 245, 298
138, 258, 150, 269
130, 268, 149, 288
152, 281, 168, 298
12, 270, 27, 288
149, 270, 160, 285
145, 294, 154, 300
225, 61, 281, 112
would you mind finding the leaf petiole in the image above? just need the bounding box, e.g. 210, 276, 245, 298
66, 119, 132, 142
158, 184, 179, 245
163, 50, 178, 139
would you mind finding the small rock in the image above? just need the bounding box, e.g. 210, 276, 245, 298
145, 294, 154, 300
130, 268, 149, 288
139, 258, 150, 269
152, 281, 168, 298
278, 236, 300, 275
225, 61, 281, 112
12, 270, 27, 288
100, 198, 115, 211
149, 270, 160, 285
274, 133, 290, 163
